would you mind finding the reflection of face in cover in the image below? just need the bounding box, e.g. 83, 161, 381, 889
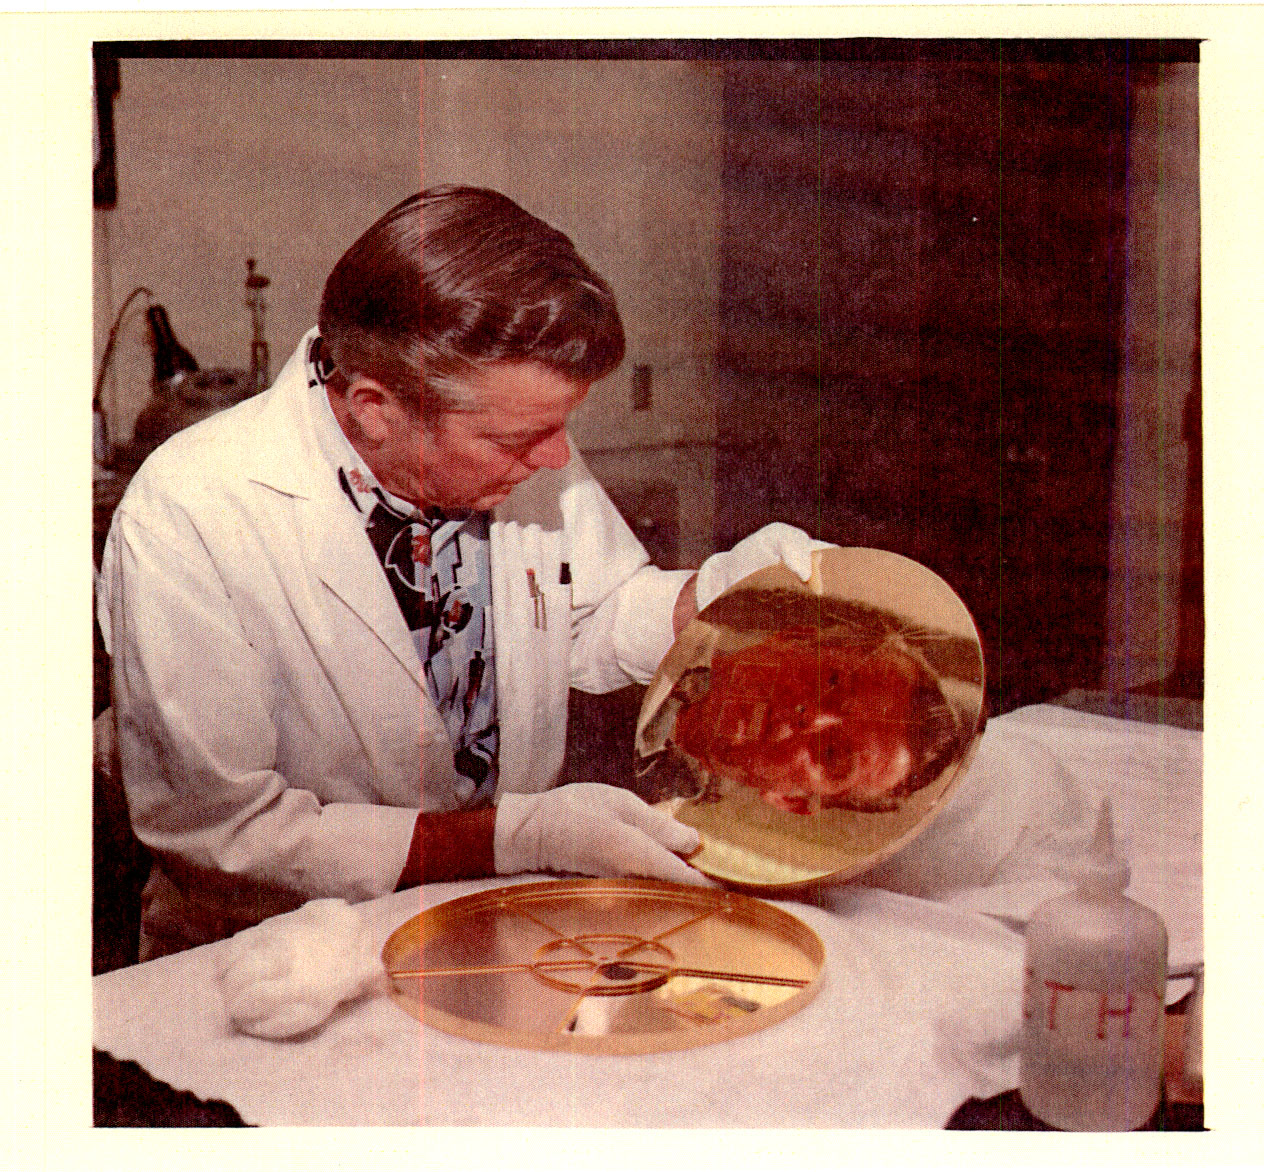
671, 628, 958, 814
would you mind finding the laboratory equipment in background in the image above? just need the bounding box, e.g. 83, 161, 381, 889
93, 259, 273, 568
245, 257, 270, 394
1019, 799, 1168, 1130
98, 259, 272, 479
144, 303, 199, 385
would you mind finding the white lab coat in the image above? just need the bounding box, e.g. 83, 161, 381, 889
98, 337, 691, 953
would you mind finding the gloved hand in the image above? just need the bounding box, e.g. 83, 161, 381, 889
494, 783, 711, 887
218, 898, 384, 1039
694, 522, 834, 612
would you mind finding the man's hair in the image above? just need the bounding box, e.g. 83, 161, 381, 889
317, 186, 625, 424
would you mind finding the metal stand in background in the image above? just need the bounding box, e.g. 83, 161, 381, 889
245, 258, 270, 395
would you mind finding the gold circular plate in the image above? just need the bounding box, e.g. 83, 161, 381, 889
635, 547, 986, 891
382, 878, 826, 1054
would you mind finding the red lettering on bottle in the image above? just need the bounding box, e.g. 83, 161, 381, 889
1097, 991, 1134, 1039
1045, 981, 1075, 1031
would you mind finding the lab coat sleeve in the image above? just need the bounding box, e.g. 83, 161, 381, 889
98, 498, 417, 915
559, 460, 694, 691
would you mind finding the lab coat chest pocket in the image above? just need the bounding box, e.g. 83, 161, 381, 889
515, 573, 571, 728
540, 581, 573, 713
490, 550, 572, 795
527, 578, 572, 789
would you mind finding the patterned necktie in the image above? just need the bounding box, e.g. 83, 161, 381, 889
364, 494, 443, 636
332, 451, 497, 804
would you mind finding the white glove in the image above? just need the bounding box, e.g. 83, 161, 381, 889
694, 522, 834, 612
494, 783, 711, 887
218, 899, 384, 1039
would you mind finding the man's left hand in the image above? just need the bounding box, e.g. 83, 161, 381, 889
694, 523, 835, 612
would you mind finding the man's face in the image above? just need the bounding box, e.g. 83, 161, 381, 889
419, 362, 590, 511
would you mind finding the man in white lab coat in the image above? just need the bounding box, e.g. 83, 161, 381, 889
98, 187, 825, 958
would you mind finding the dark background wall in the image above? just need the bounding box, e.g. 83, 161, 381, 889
711, 41, 1198, 715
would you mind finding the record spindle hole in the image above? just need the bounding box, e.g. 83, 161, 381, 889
531, 933, 675, 996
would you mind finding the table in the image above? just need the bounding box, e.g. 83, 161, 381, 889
92, 705, 1202, 1128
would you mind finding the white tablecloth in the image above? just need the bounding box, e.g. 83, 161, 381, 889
92, 704, 1202, 1128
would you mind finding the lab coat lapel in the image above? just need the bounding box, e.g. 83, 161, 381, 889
304, 496, 424, 684
244, 343, 423, 684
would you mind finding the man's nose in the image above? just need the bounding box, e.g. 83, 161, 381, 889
525, 429, 571, 471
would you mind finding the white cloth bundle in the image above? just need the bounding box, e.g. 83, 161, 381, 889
858, 722, 1101, 919
219, 898, 385, 1039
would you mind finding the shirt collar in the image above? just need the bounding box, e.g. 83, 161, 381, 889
306, 334, 474, 552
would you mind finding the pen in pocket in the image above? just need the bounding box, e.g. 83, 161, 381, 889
526, 568, 546, 630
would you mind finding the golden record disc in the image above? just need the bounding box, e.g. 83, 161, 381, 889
381, 878, 826, 1054
635, 547, 987, 891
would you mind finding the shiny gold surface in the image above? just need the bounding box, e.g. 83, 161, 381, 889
382, 879, 826, 1054
636, 547, 986, 890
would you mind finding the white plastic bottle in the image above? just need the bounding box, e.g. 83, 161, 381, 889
1019, 798, 1168, 1130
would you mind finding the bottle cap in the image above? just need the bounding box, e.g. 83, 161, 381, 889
1077, 797, 1130, 893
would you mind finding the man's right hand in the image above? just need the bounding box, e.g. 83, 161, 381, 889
493, 783, 712, 886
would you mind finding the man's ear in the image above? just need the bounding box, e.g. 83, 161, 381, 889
342, 376, 394, 446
